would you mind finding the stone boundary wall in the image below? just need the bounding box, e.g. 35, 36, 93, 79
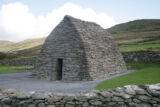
0, 51, 160, 66
0, 58, 36, 66
123, 51, 160, 63
0, 84, 159, 107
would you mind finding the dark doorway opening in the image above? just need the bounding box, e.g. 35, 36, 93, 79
56, 58, 63, 80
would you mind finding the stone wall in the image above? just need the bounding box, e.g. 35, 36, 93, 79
0, 84, 159, 107
0, 58, 36, 66
123, 51, 160, 63
0, 51, 160, 66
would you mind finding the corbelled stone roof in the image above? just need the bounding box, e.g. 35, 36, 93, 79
32, 15, 127, 81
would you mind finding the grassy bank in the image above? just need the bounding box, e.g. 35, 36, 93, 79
95, 62, 160, 90
0, 65, 33, 74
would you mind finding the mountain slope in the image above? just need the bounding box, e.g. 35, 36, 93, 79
108, 19, 160, 33
0, 40, 14, 46
107, 19, 160, 52
0, 37, 45, 52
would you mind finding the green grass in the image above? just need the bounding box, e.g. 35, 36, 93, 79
95, 62, 160, 90
0, 65, 33, 74
120, 42, 160, 52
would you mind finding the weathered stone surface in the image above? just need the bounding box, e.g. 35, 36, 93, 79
16, 89, 31, 99
99, 91, 113, 97
32, 15, 127, 81
0, 94, 8, 100
38, 103, 45, 107
137, 95, 151, 102
112, 96, 124, 102
124, 85, 136, 95
46, 105, 56, 107
27, 104, 36, 107
122, 51, 160, 63
32, 93, 48, 100
121, 93, 131, 99
0, 84, 159, 106
89, 100, 102, 106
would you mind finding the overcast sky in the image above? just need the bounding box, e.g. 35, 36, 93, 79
0, 0, 159, 42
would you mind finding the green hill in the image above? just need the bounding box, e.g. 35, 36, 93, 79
107, 19, 160, 52
0, 40, 14, 47
108, 19, 160, 33
0, 37, 45, 52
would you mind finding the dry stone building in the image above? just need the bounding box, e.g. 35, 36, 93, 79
32, 15, 127, 81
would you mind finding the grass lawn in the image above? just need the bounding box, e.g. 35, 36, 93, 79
0, 65, 33, 74
95, 62, 160, 90
119, 40, 160, 52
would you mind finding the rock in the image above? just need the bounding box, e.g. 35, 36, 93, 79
1, 97, 11, 104
1, 105, 10, 107
32, 93, 48, 100
62, 96, 75, 101
2, 89, 17, 94
152, 97, 160, 102
38, 103, 45, 107
148, 100, 157, 104
112, 96, 124, 102
147, 86, 160, 96
75, 96, 88, 102
141, 103, 151, 107
133, 98, 141, 103
65, 104, 74, 107
121, 93, 131, 99
46, 105, 56, 107
137, 95, 151, 102
16, 89, 31, 99
27, 104, 36, 107
99, 91, 113, 97
2, 89, 17, 98
101, 97, 111, 101
82, 102, 89, 107
128, 102, 138, 107
89, 100, 102, 106
84, 91, 97, 98
124, 85, 136, 95
107, 102, 116, 106
148, 85, 160, 90
47, 97, 60, 103
0, 86, 6, 91
0, 94, 8, 100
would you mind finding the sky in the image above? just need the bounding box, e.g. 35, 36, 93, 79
0, 0, 159, 42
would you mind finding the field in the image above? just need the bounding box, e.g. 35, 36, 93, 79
120, 40, 160, 52
108, 19, 160, 52
95, 62, 160, 90
0, 65, 33, 74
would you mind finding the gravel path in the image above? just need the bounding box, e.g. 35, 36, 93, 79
0, 70, 135, 94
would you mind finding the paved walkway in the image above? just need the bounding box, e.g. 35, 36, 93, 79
0, 70, 135, 94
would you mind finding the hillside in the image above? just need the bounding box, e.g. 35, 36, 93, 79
0, 37, 45, 52
108, 19, 160, 33
0, 19, 160, 59
107, 19, 160, 52
0, 40, 14, 46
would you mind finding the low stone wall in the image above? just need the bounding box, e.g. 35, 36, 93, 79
122, 51, 160, 63
0, 84, 159, 107
0, 51, 160, 66
0, 58, 36, 66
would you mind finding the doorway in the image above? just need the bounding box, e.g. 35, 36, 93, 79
56, 58, 63, 80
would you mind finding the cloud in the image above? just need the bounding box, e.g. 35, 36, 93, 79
0, 2, 117, 42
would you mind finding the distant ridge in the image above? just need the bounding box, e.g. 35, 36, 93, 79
107, 19, 160, 33
0, 40, 14, 46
